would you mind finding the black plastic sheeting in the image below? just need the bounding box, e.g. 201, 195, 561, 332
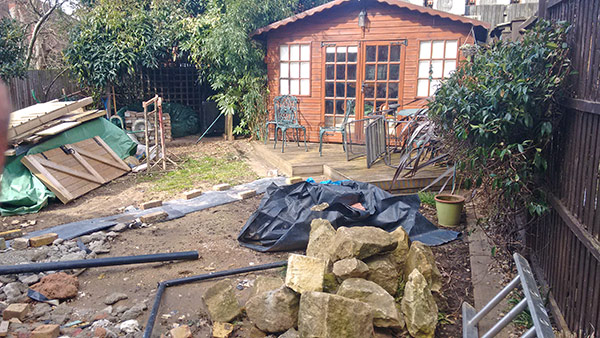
238, 181, 460, 252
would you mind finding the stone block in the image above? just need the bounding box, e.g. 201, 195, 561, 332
401, 269, 438, 338
246, 286, 299, 333
251, 276, 284, 298
31, 324, 60, 338
389, 227, 410, 272
10, 237, 29, 250
183, 189, 203, 200
0, 229, 23, 240
140, 200, 162, 210
212, 322, 234, 338
332, 258, 369, 281
213, 183, 231, 191
306, 219, 336, 265
29, 233, 58, 247
365, 255, 400, 296
285, 254, 326, 294
404, 241, 442, 293
139, 211, 168, 224
0, 321, 8, 337
332, 226, 398, 261
238, 190, 256, 200
202, 279, 241, 322
170, 325, 192, 338
2, 303, 30, 321
286, 177, 303, 185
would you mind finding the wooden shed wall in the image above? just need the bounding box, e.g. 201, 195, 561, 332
263, 1, 475, 142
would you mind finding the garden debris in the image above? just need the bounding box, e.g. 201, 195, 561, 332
202, 279, 242, 322
31, 324, 60, 338
401, 269, 438, 338
140, 200, 162, 210
30, 272, 79, 300
284, 254, 326, 294
104, 293, 128, 305
245, 286, 299, 333
0, 238, 5, 250
0, 321, 8, 337
0, 229, 23, 240
2, 304, 30, 320
332, 258, 369, 281
213, 183, 231, 191
117, 320, 140, 333
404, 241, 442, 293
139, 211, 168, 224
212, 322, 234, 338
170, 325, 192, 338
11, 238, 29, 250
310, 202, 329, 211
238, 189, 256, 199
285, 176, 303, 185
183, 189, 202, 200
29, 233, 58, 247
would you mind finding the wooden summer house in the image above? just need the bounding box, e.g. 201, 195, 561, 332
253, 0, 489, 143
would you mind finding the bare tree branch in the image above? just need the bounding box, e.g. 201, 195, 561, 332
24, 0, 66, 68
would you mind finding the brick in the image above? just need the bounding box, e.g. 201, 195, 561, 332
286, 176, 303, 185
139, 211, 168, 224
10, 238, 29, 250
0, 229, 23, 240
31, 324, 60, 338
183, 189, 202, 200
29, 233, 58, 247
0, 238, 5, 250
2, 304, 30, 321
238, 190, 256, 200
170, 325, 192, 338
0, 321, 8, 337
140, 200, 162, 210
213, 183, 231, 191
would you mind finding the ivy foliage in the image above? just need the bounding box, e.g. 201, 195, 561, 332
428, 20, 571, 219
0, 18, 27, 82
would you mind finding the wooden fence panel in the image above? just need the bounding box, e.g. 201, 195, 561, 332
528, 0, 600, 335
7, 70, 81, 111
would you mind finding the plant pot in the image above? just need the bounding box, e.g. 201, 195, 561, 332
434, 194, 465, 227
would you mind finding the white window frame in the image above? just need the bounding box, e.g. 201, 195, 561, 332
279, 43, 311, 96
417, 40, 458, 97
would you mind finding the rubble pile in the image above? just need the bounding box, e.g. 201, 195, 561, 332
203, 219, 442, 338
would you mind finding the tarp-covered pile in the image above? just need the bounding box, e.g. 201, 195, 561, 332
238, 181, 460, 252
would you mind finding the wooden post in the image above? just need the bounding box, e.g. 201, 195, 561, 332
225, 113, 233, 141
143, 102, 150, 173
105, 85, 112, 119
157, 97, 166, 170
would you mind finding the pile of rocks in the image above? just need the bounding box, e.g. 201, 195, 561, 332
202, 219, 442, 338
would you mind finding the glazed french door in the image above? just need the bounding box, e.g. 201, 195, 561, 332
323, 44, 359, 128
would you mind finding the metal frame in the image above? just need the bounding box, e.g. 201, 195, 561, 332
462, 253, 555, 338
365, 115, 387, 168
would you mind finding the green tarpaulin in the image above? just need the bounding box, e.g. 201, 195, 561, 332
0, 118, 137, 215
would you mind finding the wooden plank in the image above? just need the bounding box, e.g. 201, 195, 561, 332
21, 155, 75, 203
565, 98, 600, 115
35, 122, 81, 136
90, 137, 131, 171
34, 156, 104, 184
551, 195, 600, 262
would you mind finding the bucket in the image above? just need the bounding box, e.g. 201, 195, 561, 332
434, 194, 465, 227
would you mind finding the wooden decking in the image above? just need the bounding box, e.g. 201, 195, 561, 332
251, 141, 447, 193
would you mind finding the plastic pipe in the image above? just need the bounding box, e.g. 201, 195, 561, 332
143, 260, 287, 338
0, 251, 199, 275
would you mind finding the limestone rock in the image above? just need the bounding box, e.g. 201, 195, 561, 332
298, 291, 373, 338
3, 282, 26, 303
401, 269, 437, 338
212, 322, 234, 338
285, 254, 326, 294
337, 278, 404, 328
365, 255, 399, 296
170, 325, 192, 338
332, 258, 369, 281
202, 279, 241, 322
246, 286, 299, 333
389, 227, 410, 272
322, 273, 339, 293
104, 293, 128, 305
30, 272, 78, 299
305, 219, 336, 265
251, 276, 284, 298
404, 241, 442, 293
332, 227, 397, 261
278, 328, 299, 338
120, 301, 147, 320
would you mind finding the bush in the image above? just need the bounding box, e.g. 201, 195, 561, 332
0, 18, 27, 82
427, 20, 572, 225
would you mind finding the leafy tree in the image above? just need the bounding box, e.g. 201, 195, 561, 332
0, 18, 27, 82
428, 20, 572, 228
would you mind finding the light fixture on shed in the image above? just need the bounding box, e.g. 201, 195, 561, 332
358, 9, 367, 28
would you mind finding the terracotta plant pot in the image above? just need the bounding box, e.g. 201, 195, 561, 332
434, 194, 465, 227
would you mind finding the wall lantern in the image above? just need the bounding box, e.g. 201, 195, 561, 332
358, 9, 367, 28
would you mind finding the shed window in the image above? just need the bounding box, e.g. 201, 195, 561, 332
280, 44, 310, 96
417, 40, 458, 97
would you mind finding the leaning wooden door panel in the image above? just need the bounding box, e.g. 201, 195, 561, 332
21, 136, 130, 204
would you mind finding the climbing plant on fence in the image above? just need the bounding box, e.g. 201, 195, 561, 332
427, 20, 572, 228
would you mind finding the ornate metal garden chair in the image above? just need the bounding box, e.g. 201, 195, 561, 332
272, 95, 307, 153
318, 100, 355, 156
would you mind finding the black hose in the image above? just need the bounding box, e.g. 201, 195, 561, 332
0, 251, 199, 275
143, 260, 287, 338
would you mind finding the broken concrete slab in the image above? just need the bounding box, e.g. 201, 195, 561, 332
285, 254, 326, 294
332, 226, 398, 261
202, 279, 241, 322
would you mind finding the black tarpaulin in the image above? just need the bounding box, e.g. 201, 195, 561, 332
238, 180, 460, 252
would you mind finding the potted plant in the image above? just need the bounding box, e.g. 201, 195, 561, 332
434, 194, 465, 227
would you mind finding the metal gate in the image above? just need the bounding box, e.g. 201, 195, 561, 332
365, 116, 387, 168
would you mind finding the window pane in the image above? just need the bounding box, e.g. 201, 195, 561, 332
366, 46, 376, 62
390, 64, 400, 80
346, 83, 356, 98
417, 79, 429, 96
280, 62, 289, 78
325, 100, 334, 114
377, 64, 387, 80
348, 46, 358, 62
326, 65, 335, 80
301, 44, 310, 61
376, 100, 386, 111
390, 45, 400, 61
336, 82, 345, 98
445, 40, 458, 59
325, 82, 334, 97
280, 79, 289, 95
419, 41, 431, 59
290, 79, 300, 95
300, 62, 310, 78
336, 47, 346, 62
290, 45, 300, 60
377, 83, 387, 98
325, 115, 334, 127
431, 60, 443, 78
336, 100, 344, 115
364, 83, 374, 98
430, 79, 441, 95
301, 79, 310, 95
365, 65, 375, 80
336, 64, 346, 80
290, 62, 300, 78
377, 45, 388, 62
364, 101, 374, 115
389, 83, 399, 98
432, 41, 444, 58
326, 47, 335, 62
347, 64, 356, 80
280, 45, 289, 61
444, 60, 456, 77
418, 61, 430, 78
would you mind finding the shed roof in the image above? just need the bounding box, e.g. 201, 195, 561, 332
252, 0, 490, 37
